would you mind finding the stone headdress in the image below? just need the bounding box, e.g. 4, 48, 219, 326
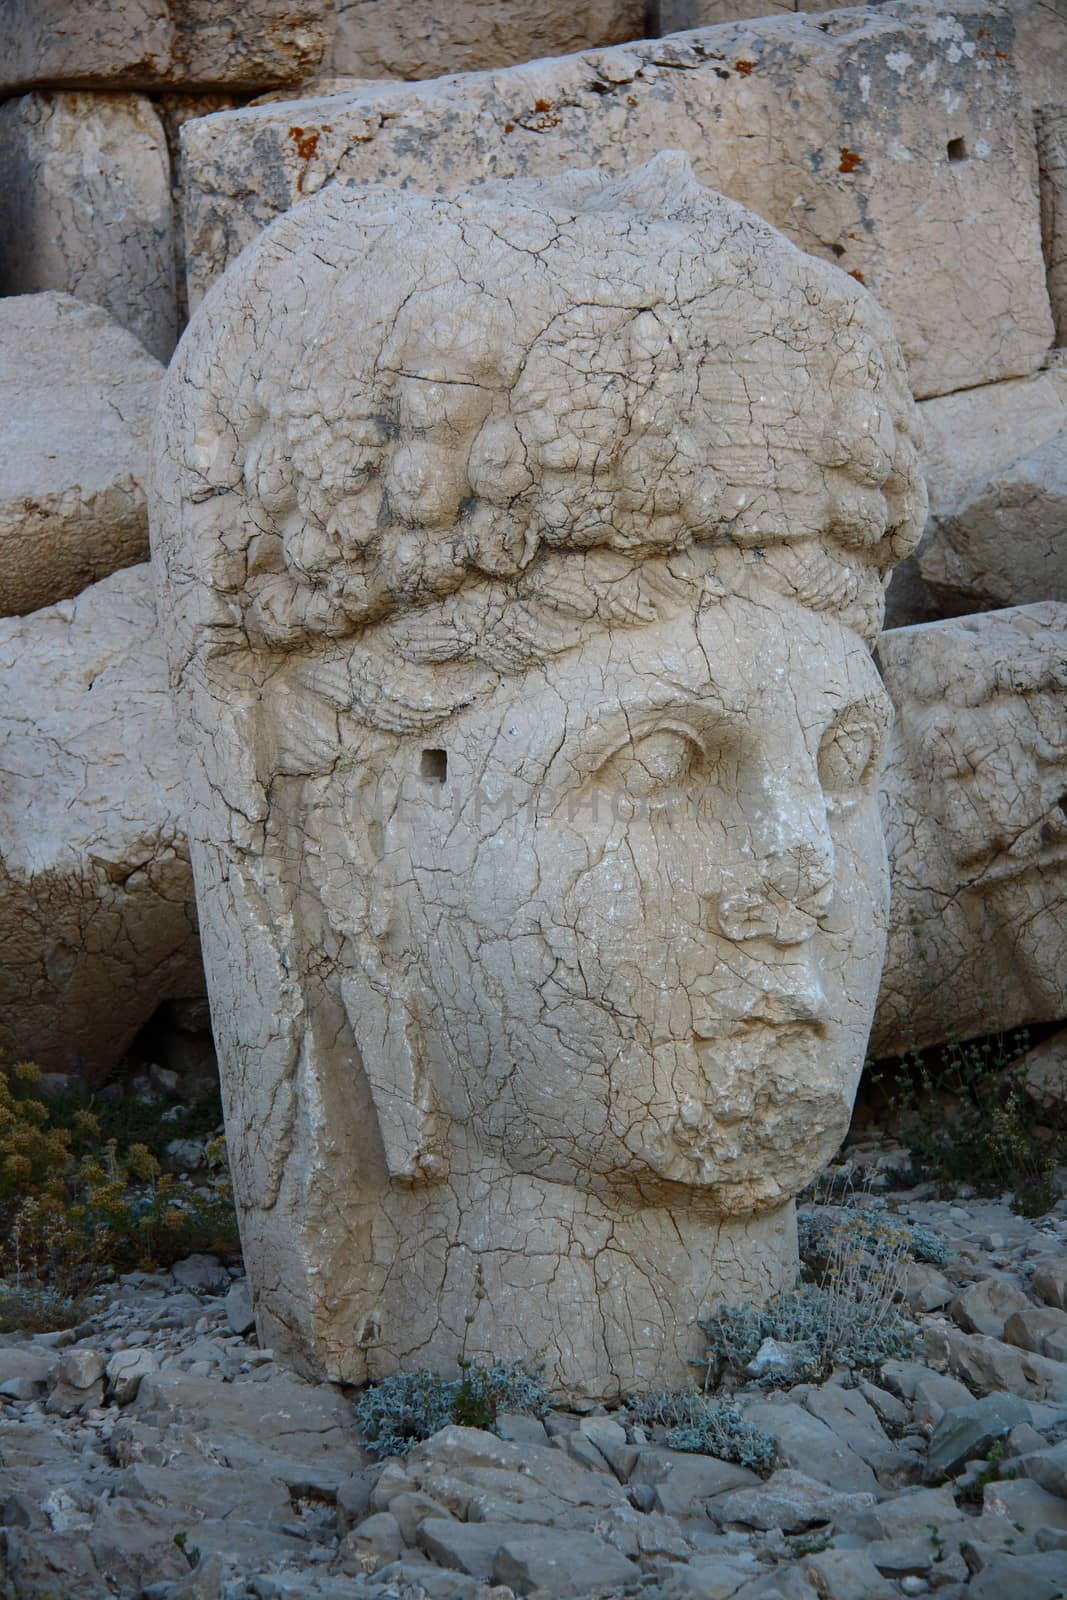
151, 152, 926, 735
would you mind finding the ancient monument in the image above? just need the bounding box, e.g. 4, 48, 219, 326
150, 152, 926, 1397
874, 601, 1067, 1057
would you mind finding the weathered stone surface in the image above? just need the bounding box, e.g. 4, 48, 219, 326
740, 1399, 879, 1494
1034, 1256, 1067, 1311
884, 366, 1067, 625
927, 1392, 1031, 1477
492, 1527, 640, 1595
713, 1468, 874, 1532
0, 0, 333, 92
949, 1278, 1033, 1340
1039, 106, 1067, 347
1005, 1306, 1067, 1363
873, 603, 1067, 1057
179, 0, 1051, 399
0, 293, 162, 618
923, 1324, 1067, 1403
0, 92, 176, 361
1016, 1440, 1067, 1499
920, 431, 1067, 612
1020, 1029, 1067, 1113
326, 0, 646, 80
629, 1447, 759, 1514
984, 1476, 1067, 1533
0, 564, 202, 1075
151, 152, 924, 1395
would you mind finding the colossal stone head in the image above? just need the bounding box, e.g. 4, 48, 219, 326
874, 602, 1067, 1057
151, 153, 925, 1396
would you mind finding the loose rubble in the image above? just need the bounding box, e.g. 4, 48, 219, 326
3, 1158, 1067, 1599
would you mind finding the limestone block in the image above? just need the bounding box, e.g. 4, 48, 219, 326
0, 294, 162, 618
1020, 1028, 1067, 1113
1038, 105, 1067, 347
656, 1, 1067, 111
872, 603, 1067, 1057
0, 92, 177, 362
885, 368, 1067, 627
0, 0, 332, 93
919, 431, 1067, 612
0, 565, 202, 1075
326, 0, 647, 80
178, 0, 1052, 400
151, 153, 924, 1395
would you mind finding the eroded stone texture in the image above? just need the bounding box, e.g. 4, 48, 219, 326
151, 153, 924, 1396
873, 603, 1067, 1058
0, 92, 177, 361
325, 0, 646, 79
896, 367, 1067, 618
1039, 105, 1067, 347
656, 0, 1067, 110
0, 0, 332, 92
0, 565, 202, 1075
919, 430, 1067, 613
0, 294, 163, 619
179, 0, 1052, 399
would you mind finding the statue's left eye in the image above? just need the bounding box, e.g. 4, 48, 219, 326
610, 729, 700, 799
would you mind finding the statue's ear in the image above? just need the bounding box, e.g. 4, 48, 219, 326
341, 962, 447, 1184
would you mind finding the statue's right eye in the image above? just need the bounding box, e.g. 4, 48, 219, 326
596, 727, 703, 803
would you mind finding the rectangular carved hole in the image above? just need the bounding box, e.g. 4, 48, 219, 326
421, 748, 448, 784
947, 137, 968, 162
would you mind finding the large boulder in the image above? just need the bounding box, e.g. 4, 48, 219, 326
0, 92, 177, 361
179, 0, 1052, 400
0, 294, 162, 619
919, 429, 1067, 612
656, 0, 1067, 111
0, 565, 202, 1075
0, 0, 333, 93
873, 602, 1067, 1057
903, 366, 1067, 616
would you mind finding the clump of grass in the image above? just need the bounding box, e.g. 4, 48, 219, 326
702, 1205, 917, 1388
869, 1030, 1066, 1216
353, 1361, 550, 1458
624, 1387, 777, 1476
0, 1059, 238, 1328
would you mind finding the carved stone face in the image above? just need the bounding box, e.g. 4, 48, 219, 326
367, 581, 891, 1213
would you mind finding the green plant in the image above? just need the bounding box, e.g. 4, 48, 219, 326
624, 1387, 777, 1477
702, 1206, 917, 1387
868, 1029, 1065, 1216
0, 1060, 238, 1324
173, 1531, 201, 1570
787, 1532, 831, 1558
353, 1361, 549, 1458
798, 1203, 948, 1271
958, 1440, 1017, 1506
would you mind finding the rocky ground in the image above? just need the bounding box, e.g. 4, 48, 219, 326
3, 1147, 1067, 1600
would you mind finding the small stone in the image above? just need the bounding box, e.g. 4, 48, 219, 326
1033, 1256, 1067, 1311
57, 1348, 105, 1390
628, 1446, 759, 1516
491, 1527, 639, 1597
1015, 1440, 1067, 1499
746, 1337, 805, 1380
106, 1348, 159, 1405
171, 1255, 231, 1295
713, 1468, 874, 1533
1004, 1305, 1067, 1363
928, 1392, 1031, 1476
337, 1511, 404, 1574
949, 1277, 1032, 1339
984, 1475, 1067, 1532
418, 1518, 515, 1580
495, 1410, 548, 1444
224, 1280, 255, 1336
801, 1548, 897, 1600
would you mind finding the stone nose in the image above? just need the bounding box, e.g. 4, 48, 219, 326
714, 831, 835, 947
